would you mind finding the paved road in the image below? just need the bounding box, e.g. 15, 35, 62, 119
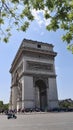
0, 112, 73, 130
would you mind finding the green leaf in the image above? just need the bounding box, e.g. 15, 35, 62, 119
1, 12, 6, 17
23, 0, 29, 5
60, 23, 69, 30
14, 21, 18, 25
44, 11, 51, 19
2, 0, 5, 2
62, 32, 73, 43
21, 21, 29, 31
46, 0, 54, 10
8, 32, 12, 37
6, 28, 10, 32
46, 18, 59, 31
67, 44, 73, 53
3, 37, 9, 43
0, 18, 4, 24
32, 0, 44, 10
11, 0, 19, 3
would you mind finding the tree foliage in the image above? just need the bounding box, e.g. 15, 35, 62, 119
59, 99, 73, 109
0, 0, 73, 52
0, 101, 9, 111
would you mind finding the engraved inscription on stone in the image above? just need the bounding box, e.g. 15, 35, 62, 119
27, 61, 53, 72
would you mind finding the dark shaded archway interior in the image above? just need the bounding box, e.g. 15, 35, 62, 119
35, 80, 47, 111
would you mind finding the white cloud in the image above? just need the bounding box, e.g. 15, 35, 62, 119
31, 9, 43, 27
31, 9, 51, 27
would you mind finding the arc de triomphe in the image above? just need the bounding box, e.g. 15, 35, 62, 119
9, 39, 58, 111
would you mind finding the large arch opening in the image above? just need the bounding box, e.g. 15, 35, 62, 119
35, 79, 47, 111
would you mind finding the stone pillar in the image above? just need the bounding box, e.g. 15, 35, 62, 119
17, 99, 22, 112
9, 89, 12, 110
22, 77, 25, 109
12, 85, 17, 110
24, 76, 34, 108
21, 59, 25, 110
47, 77, 58, 109
35, 86, 40, 108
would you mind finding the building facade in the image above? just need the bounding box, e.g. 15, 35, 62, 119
9, 39, 58, 111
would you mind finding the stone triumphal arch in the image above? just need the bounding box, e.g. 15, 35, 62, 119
9, 39, 58, 111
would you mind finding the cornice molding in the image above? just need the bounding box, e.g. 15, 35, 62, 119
20, 72, 57, 78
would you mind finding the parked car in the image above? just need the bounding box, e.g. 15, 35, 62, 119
7, 113, 17, 119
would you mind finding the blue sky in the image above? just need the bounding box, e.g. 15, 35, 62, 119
0, 10, 73, 103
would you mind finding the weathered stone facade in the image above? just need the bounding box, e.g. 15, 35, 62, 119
9, 39, 58, 111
